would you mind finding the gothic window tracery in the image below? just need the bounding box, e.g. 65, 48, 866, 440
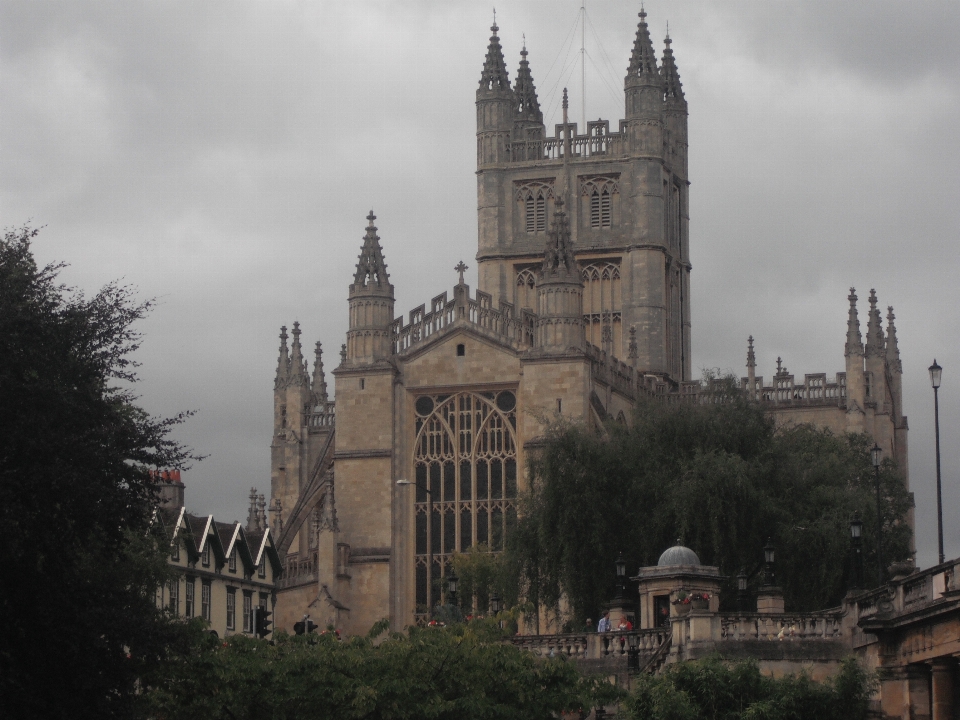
412, 391, 518, 612
580, 176, 620, 230
581, 262, 622, 350
515, 268, 537, 311
515, 181, 554, 234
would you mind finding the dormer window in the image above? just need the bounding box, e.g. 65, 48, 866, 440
201, 544, 210, 567
258, 556, 266, 579
228, 548, 236, 573
171, 539, 179, 562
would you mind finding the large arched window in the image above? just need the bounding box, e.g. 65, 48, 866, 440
412, 391, 518, 611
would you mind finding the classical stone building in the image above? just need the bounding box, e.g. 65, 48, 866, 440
267, 12, 910, 636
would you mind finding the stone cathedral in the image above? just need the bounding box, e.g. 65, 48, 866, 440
267, 12, 909, 636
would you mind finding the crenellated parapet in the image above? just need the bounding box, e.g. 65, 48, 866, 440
391, 277, 536, 356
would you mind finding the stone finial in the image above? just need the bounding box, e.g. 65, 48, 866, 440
318, 484, 339, 533
479, 15, 510, 92
352, 211, 391, 290
274, 326, 290, 390
627, 4, 659, 79
340, 343, 347, 365
660, 27, 685, 104
288, 322, 309, 387
844, 288, 863, 358
514, 40, 543, 124
246, 487, 259, 532
455, 261, 468, 286
886, 306, 902, 373
257, 494, 267, 533
270, 498, 284, 536
747, 335, 756, 369
312, 341, 328, 405
540, 198, 578, 279
865, 289, 885, 358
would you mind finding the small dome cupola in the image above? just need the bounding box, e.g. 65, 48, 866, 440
657, 541, 700, 567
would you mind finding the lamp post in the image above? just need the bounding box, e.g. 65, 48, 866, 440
930, 360, 944, 564
615, 551, 626, 600
871, 443, 884, 583
737, 570, 749, 612
849, 512, 864, 592
447, 570, 459, 607
762, 539, 776, 587
490, 593, 503, 630
397, 478, 434, 608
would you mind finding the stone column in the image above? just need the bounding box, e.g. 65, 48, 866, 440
931, 658, 955, 720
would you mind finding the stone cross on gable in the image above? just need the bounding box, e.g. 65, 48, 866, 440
455, 261, 468, 286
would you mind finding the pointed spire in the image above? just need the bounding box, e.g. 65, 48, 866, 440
514, 40, 542, 124
479, 16, 511, 92
845, 288, 864, 357
865, 289, 885, 358
246, 487, 259, 532
541, 198, 578, 279
747, 336, 756, 370
288, 322, 309, 386
886, 306, 902, 373
660, 29, 686, 105
274, 326, 289, 390
353, 211, 391, 290
627, 5, 659, 80
311, 341, 328, 405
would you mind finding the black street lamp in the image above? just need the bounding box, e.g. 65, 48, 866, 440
871, 443, 884, 583
762, 539, 776, 586
849, 512, 864, 592
737, 570, 749, 612
447, 570, 459, 607
397, 478, 435, 607
615, 551, 626, 600
930, 359, 944, 564
489, 593, 503, 631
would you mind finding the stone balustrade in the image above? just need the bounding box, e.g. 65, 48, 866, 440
510, 628, 670, 663
720, 613, 843, 641
277, 553, 317, 590
507, 119, 627, 163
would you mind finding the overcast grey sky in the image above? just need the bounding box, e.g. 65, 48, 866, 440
2, 1, 958, 570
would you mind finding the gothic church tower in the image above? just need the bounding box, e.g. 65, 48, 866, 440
475, 10, 691, 381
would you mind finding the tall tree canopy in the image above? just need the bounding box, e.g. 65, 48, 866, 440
506, 381, 912, 624
0, 227, 194, 718
139, 621, 615, 720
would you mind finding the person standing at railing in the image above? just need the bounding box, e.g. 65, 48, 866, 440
597, 610, 612, 633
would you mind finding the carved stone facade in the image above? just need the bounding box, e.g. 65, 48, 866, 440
268, 14, 910, 637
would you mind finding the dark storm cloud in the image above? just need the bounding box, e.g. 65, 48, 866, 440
2, 1, 958, 567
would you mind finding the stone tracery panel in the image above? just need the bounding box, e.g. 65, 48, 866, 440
581, 261, 622, 351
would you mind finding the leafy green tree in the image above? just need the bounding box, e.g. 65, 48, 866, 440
0, 226, 195, 719
622, 656, 874, 720
139, 620, 619, 720
508, 380, 912, 623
